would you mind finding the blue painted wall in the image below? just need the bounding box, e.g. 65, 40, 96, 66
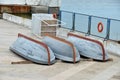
60, 0, 120, 40
61, 0, 120, 20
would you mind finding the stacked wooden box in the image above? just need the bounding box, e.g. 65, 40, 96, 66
41, 20, 57, 36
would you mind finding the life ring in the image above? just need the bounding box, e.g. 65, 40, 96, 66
97, 22, 104, 32
53, 13, 57, 19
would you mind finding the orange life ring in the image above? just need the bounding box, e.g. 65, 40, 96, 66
97, 22, 104, 32
53, 13, 57, 19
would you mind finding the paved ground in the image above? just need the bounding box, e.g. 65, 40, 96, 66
0, 19, 120, 80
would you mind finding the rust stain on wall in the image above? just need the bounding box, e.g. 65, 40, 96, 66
0, 4, 31, 13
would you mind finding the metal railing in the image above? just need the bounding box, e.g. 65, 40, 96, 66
59, 10, 120, 41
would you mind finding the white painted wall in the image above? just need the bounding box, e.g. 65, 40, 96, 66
0, 0, 60, 7
32, 14, 54, 35
0, 0, 26, 5
3, 13, 32, 28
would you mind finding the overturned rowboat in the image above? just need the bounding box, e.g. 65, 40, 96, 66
10, 33, 56, 65
43, 35, 80, 63
67, 33, 109, 61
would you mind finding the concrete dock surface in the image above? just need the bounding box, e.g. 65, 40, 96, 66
0, 19, 120, 80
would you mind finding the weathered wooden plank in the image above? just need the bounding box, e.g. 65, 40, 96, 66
11, 61, 33, 64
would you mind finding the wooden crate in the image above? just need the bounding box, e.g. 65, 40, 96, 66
41, 20, 57, 36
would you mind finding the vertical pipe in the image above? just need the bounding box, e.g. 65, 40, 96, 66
105, 19, 111, 40
25, 0, 27, 5
59, 10, 61, 21
58, 10, 62, 27
87, 16, 92, 35
0, 5, 1, 13
72, 13, 75, 30
48, 7, 50, 14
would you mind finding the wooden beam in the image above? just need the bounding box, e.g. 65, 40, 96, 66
11, 60, 33, 64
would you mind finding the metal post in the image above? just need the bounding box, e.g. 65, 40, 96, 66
25, 0, 27, 5
58, 10, 61, 27
87, 16, 92, 35
105, 19, 111, 40
72, 13, 75, 31
59, 10, 61, 21
48, 7, 50, 14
